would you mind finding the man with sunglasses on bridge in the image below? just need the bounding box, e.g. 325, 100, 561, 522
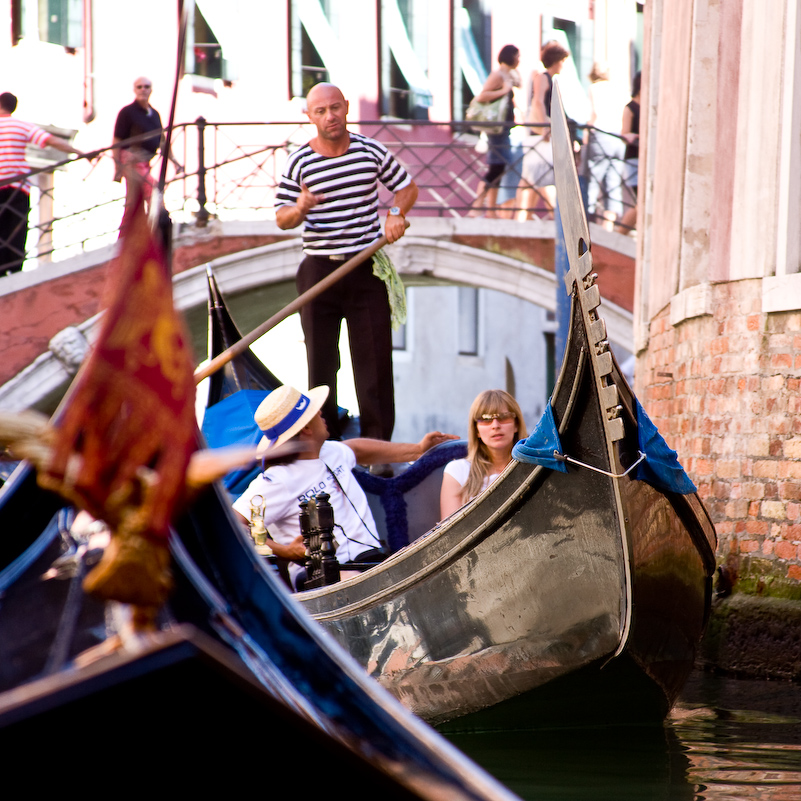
112, 77, 181, 205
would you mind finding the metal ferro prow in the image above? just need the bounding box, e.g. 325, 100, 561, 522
550, 77, 624, 442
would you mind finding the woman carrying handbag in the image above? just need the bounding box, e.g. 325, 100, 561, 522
468, 44, 520, 218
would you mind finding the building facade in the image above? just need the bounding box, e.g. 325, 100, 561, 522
636, 0, 801, 596
0, 1, 640, 441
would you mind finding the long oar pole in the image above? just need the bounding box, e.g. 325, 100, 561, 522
194, 233, 394, 384
157, 1, 189, 196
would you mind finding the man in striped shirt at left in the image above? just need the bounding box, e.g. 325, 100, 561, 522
0, 92, 84, 274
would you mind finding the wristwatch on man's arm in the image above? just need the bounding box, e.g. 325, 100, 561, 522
388, 206, 405, 219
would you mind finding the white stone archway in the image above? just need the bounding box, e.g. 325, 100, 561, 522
0, 233, 633, 412
173, 233, 633, 347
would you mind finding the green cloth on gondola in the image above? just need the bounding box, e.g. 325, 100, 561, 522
372, 248, 407, 330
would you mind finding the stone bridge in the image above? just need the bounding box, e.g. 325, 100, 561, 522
0, 216, 635, 413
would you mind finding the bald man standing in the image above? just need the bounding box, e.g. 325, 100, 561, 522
276, 83, 418, 442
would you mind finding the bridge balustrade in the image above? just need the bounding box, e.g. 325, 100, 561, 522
0, 120, 635, 276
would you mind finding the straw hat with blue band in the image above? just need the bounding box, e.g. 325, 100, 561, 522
254, 384, 329, 456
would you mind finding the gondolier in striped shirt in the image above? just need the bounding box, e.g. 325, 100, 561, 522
0, 92, 85, 274
275, 82, 418, 442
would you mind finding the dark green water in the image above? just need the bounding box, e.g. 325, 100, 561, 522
445, 671, 801, 800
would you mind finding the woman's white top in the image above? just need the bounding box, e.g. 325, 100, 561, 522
443, 458, 501, 500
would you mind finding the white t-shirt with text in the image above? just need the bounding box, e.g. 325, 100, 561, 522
233, 441, 381, 563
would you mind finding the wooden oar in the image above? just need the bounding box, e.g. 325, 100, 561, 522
194, 231, 399, 384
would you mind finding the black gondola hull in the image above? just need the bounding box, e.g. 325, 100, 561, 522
298, 298, 716, 728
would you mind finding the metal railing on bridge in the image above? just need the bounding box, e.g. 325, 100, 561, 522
0, 119, 637, 276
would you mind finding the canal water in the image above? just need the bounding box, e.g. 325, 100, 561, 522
445, 670, 801, 800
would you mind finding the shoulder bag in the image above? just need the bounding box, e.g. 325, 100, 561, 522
465, 93, 510, 135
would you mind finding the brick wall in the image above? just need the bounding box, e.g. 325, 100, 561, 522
0, 232, 286, 389
637, 278, 801, 598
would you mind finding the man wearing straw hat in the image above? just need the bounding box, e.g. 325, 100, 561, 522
276, 82, 418, 443
232, 385, 455, 590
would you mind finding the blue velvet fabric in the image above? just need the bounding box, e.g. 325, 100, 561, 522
355, 440, 467, 553
634, 398, 697, 495
511, 403, 568, 472
202, 389, 268, 450
201, 390, 269, 495
511, 398, 696, 495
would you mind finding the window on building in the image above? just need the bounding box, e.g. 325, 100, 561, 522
11, 0, 23, 46
289, 0, 335, 98
43, 0, 82, 48
463, 0, 492, 65
392, 322, 407, 351
379, 0, 433, 120
386, 52, 412, 119
767, 0, 801, 306
298, 25, 329, 97
458, 286, 480, 356
392, 286, 413, 352
453, 0, 491, 120
186, 1, 233, 81
543, 16, 585, 91
544, 331, 556, 396
552, 18, 579, 70
631, 4, 644, 78
26, 0, 83, 49
190, 10, 223, 79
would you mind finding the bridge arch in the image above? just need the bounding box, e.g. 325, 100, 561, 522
0, 223, 633, 412
172, 230, 633, 349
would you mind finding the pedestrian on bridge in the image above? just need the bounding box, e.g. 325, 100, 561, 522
112, 77, 181, 207
469, 44, 521, 218
584, 62, 627, 228
0, 92, 84, 275
519, 40, 570, 220
275, 82, 418, 444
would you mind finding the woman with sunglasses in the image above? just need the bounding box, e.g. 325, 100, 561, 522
440, 389, 527, 520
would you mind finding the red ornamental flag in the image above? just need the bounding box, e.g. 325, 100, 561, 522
39, 196, 197, 541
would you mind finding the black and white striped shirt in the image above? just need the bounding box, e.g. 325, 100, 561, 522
276, 132, 411, 256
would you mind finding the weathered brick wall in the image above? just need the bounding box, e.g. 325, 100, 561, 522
637, 278, 801, 598
0, 232, 286, 389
